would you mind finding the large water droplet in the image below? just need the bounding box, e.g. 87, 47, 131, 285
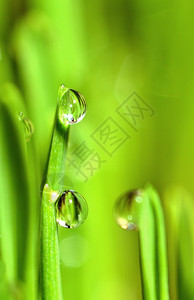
114, 189, 143, 231
56, 190, 88, 228
58, 84, 86, 125
18, 112, 34, 142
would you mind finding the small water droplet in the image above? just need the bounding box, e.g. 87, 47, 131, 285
57, 84, 86, 125
17, 112, 34, 142
56, 190, 88, 228
114, 189, 143, 231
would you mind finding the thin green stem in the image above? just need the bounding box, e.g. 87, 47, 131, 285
138, 184, 169, 300
146, 185, 169, 300
164, 187, 194, 300
138, 189, 156, 300
40, 86, 70, 300
41, 186, 63, 300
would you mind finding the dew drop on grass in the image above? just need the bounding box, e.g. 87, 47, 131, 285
18, 112, 34, 142
56, 190, 88, 228
58, 84, 86, 125
114, 189, 143, 231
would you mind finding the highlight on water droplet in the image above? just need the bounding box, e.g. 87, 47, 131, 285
17, 112, 34, 142
57, 84, 86, 125
56, 190, 88, 229
114, 189, 143, 231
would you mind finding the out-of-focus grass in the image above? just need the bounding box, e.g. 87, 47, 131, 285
164, 187, 194, 300
0, 84, 38, 299
0, 0, 194, 299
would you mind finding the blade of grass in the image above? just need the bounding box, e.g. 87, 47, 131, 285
137, 188, 156, 300
139, 184, 169, 300
0, 83, 37, 298
11, 11, 56, 155
144, 184, 169, 300
163, 186, 194, 300
40, 85, 70, 300
115, 184, 169, 300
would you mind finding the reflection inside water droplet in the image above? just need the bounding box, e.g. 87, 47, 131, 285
56, 190, 88, 228
57, 84, 86, 125
18, 112, 34, 142
114, 189, 143, 231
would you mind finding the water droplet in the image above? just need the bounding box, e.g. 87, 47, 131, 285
114, 189, 143, 231
18, 112, 34, 142
57, 84, 86, 125
56, 190, 88, 228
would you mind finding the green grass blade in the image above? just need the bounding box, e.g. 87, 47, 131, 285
0, 83, 31, 297
164, 186, 194, 300
11, 11, 56, 155
0, 83, 38, 299
40, 85, 70, 300
135, 185, 169, 300
138, 190, 156, 300
114, 184, 169, 300
145, 184, 169, 300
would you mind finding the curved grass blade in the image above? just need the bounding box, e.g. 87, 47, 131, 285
114, 184, 169, 300
0, 83, 38, 299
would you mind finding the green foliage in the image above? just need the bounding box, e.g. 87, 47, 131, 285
0, 1, 194, 300
139, 185, 169, 300
40, 86, 70, 300
0, 83, 38, 299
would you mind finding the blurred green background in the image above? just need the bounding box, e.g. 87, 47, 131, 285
0, 0, 194, 299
